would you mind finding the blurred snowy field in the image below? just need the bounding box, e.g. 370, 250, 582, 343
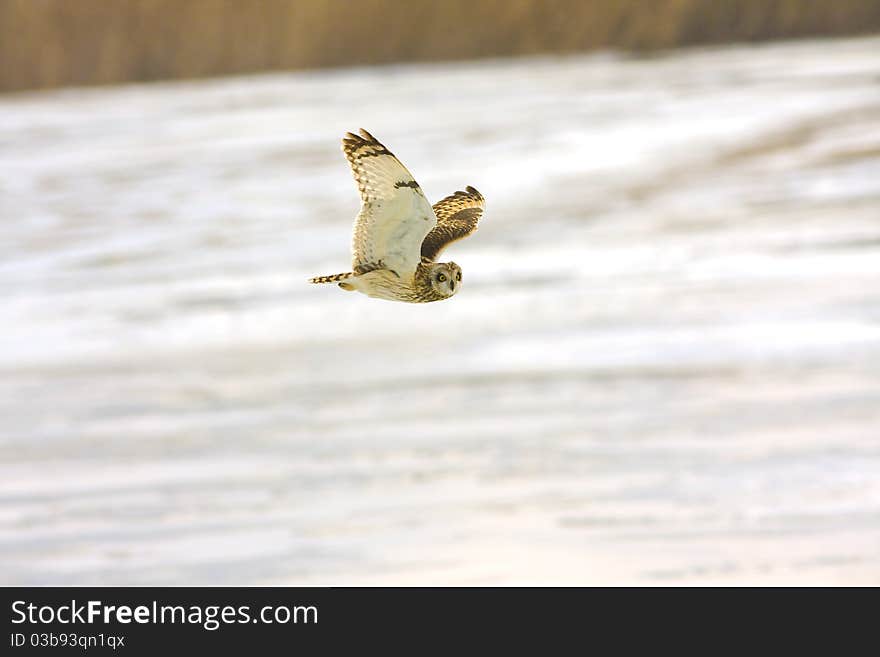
1, 36, 879, 584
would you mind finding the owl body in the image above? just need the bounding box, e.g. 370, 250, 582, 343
309, 130, 483, 304
337, 261, 463, 303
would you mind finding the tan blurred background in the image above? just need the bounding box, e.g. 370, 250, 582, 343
3, 0, 880, 92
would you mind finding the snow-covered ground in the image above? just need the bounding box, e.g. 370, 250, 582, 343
2, 36, 879, 585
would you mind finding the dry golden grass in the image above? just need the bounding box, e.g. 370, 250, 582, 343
2, 0, 880, 92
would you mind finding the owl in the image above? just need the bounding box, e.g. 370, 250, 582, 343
309, 129, 484, 303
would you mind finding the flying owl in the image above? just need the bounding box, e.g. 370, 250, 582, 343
309, 129, 484, 303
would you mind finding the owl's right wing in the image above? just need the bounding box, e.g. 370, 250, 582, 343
342, 129, 437, 277
421, 186, 484, 262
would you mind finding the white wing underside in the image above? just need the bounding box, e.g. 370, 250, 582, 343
344, 130, 437, 277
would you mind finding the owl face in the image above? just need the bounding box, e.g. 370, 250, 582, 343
428, 261, 462, 298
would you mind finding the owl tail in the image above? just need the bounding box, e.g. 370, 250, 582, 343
308, 271, 355, 290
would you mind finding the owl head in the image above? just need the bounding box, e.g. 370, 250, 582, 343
427, 261, 462, 298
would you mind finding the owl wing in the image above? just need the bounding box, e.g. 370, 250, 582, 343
420, 186, 484, 262
342, 129, 437, 277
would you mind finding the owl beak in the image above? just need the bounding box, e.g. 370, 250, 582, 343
450, 281, 456, 291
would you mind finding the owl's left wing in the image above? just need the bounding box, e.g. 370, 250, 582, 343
421, 186, 484, 262
343, 129, 437, 277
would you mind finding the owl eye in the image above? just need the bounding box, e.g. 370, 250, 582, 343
437, 274, 447, 283
456, 272, 462, 281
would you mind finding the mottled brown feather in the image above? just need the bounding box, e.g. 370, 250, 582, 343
421, 186, 484, 262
